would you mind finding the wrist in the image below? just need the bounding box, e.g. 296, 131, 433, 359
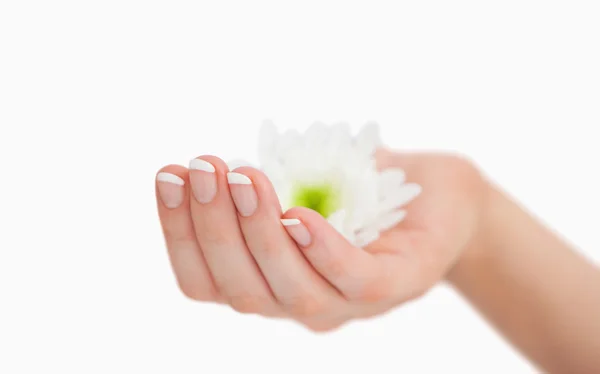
446, 178, 506, 286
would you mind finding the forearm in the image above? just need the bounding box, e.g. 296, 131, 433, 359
447, 183, 600, 373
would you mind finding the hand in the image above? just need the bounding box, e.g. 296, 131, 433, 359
155, 149, 487, 331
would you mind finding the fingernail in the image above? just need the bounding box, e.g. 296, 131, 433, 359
156, 172, 185, 209
281, 219, 312, 247
227, 172, 257, 217
189, 159, 217, 203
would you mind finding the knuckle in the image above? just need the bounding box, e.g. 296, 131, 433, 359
164, 229, 196, 248
260, 236, 282, 256
353, 278, 394, 303
283, 295, 327, 317
203, 229, 231, 248
228, 294, 268, 314
324, 257, 348, 279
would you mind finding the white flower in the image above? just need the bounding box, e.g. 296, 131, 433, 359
258, 120, 422, 248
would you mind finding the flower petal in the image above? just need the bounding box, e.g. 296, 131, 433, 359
378, 168, 407, 197
355, 229, 380, 248
276, 129, 301, 163
305, 122, 329, 148
327, 209, 346, 231
378, 183, 422, 212
369, 209, 407, 232
355, 121, 381, 156
379, 168, 406, 187
258, 120, 279, 165
326, 122, 352, 158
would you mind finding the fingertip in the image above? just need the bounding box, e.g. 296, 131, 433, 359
156, 165, 189, 209
282, 207, 349, 248
282, 206, 324, 226
191, 155, 229, 174
279, 217, 312, 247
156, 164, 189, 182
231, 166, 281, 208
230, 166, 264, 185
157, 172, 185, 186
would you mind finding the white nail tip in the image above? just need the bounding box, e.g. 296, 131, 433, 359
189, 159, 216, 172
281, 218, 301, 226
227, 172, 252, 185
157, 172, 185, 186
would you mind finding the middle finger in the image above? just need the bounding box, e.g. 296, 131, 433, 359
188, 156, 277, 314
227, 166, 344, 318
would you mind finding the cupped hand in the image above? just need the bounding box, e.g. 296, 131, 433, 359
155, 149, 486, 331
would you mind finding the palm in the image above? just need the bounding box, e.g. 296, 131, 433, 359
367, 150, 484, 297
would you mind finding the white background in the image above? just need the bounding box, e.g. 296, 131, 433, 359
1, 1, 599, 373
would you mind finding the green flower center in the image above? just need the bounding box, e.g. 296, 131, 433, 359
291, 183, 340, 218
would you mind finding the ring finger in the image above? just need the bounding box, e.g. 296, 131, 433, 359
188, 156, 280, 315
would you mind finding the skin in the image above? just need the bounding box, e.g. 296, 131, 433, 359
156, 149, 600, 373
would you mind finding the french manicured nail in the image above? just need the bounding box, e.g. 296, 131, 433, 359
156, 172, 185, 209
281, 219, 312, 247
227, 172, 257, 217
189, 159, 217, 203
